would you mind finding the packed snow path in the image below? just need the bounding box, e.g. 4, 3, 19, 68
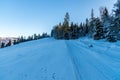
66, 40, 120, 80
0, 38, 120, 80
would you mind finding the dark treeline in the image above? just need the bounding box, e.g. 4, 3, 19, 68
15, 33, 49, 44
0, 33, 50, 48
51, 0, 120, 42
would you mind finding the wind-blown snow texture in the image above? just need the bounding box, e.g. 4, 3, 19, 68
0, 38, 120, 80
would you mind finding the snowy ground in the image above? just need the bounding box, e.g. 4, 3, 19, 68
0, 38, 120, 80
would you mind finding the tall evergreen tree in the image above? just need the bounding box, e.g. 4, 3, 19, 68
63, 12, 70, 40
51, 25, 59, 39
100, 7, 110, 38
85, 18, 89, 34
111, 0, 120, 40
93, 18, 104, 40
89, 9, 96, 38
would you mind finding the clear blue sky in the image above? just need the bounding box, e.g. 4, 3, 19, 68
0, 0, 117, 37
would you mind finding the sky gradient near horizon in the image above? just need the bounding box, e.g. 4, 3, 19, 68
0, 0, 117, 37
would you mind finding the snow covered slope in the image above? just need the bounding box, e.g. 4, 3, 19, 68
0, 38, 120, 80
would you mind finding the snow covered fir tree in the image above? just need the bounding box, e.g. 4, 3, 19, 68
51, 0, 120, 42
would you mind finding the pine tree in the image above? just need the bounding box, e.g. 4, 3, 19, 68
58, 23, 64, 39
34, 34, 38, 40
89, 9, 96, 38
111, 0, 120, 40
0, 42, 5, 48
100, 7, 110, 38
37, 34, 41, 39
13, 40, 17, 45
6, 40, 12, 47
82, 23, 87, 36
93, 18, 104, 40
19, 36, 24, 42
69, 22, 74, 39
85, 18, 89, 34
42, 32, 49, 38
70, 23, 79, 39
51, 25, 59, 39
63, 12, 70, 40
107, 34, 117, 42
27, 36, 33, 41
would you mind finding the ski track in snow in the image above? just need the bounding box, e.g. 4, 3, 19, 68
0, 38, 120, 80
66, 40, 120, 80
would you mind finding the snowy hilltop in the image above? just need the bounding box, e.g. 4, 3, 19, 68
0, 38, 120, 80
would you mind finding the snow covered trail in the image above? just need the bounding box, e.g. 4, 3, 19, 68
65, 40, 120, 80
0, 38, 120, 80
0, 38, 77, 80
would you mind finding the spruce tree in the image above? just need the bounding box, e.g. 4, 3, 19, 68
34, 34, 38, 40
6, 40, 12, 47
93, 18, 104, 40
108, 0, 120, 41
63, 12, 70, 40
0, 42, 5, 48
100, 7, 110, 38
70, 23, 79, 39
85, 18, 89, 34
89, 9, 96, 38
